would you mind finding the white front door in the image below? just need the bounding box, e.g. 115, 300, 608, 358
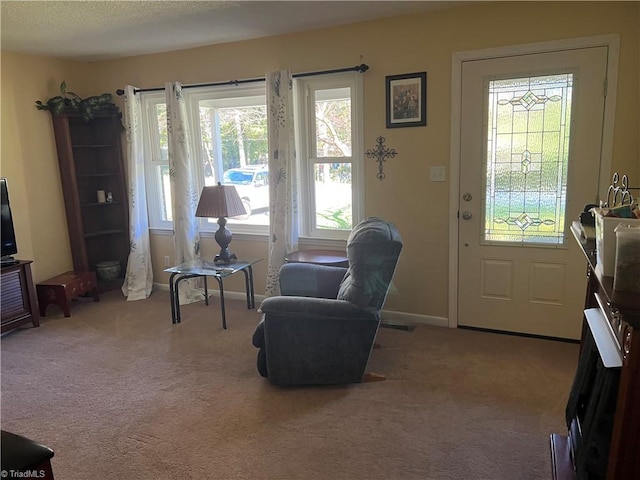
457, 47, 608, 339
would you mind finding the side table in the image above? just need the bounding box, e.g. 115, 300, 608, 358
165, 259, 261, 329
285, 249, 348, 267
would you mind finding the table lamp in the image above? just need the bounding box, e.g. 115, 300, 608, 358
195, 183, 246, 264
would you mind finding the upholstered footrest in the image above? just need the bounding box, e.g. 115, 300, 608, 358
1, 430, 55, 479
36, 271, 99, 317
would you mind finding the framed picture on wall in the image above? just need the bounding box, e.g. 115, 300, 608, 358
385, 72, 427, 128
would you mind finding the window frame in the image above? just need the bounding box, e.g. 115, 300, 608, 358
184, 85, 269, 236
141, 92, 172, 231
141, 72, 364, 242
294, 72, 364, 241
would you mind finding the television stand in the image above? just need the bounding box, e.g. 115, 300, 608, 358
1, 260, 39, 334
1, 256, 19, 266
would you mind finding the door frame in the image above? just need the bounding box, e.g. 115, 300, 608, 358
448, 34, 620, 329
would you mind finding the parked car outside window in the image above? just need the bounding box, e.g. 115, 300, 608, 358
222, 165, 269, 219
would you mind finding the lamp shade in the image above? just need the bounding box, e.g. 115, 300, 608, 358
195, 183, 246, 219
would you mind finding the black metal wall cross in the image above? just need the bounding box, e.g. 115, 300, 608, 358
365, 136, 397, 181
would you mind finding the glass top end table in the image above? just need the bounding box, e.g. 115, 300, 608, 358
165, 259, 261, 329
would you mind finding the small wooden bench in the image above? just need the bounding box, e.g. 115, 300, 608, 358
36, 271, 99, 317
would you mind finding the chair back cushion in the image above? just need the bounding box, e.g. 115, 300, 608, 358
336, 217, 402, 310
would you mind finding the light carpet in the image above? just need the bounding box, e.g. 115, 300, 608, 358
0, 290, 578, 480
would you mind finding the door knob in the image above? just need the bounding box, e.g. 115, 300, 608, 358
462, 211, 472, 220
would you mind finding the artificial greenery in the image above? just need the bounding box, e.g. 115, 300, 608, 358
35, 81, 121, 122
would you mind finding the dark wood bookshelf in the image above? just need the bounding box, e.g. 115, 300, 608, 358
51, 112, 129, 292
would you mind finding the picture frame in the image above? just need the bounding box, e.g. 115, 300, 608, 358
385, 72, 427, 128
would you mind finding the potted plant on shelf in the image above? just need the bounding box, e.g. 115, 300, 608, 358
35, 81, 122, 124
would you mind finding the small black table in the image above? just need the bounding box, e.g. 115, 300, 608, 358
165, 259, 261, 329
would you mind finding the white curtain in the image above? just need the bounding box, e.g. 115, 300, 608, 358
166, 82, 202, 304
265, 70, 299, 296
121, 85, 153, 301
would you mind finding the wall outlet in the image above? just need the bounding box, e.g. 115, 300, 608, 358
164, 256, 171, 267
430, 166, 446, 182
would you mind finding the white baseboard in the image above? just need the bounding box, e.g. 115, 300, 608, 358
153, 283, 447, 328
381, 309, 449, 328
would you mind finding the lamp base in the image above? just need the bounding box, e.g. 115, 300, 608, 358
214, 217, 238, 265
214, 251, 238, 265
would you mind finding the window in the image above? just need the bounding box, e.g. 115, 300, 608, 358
141, 72, 363, 241
188, 86, 269, 230
142, 86, 268, 232
483, 73, 573, 245
295, 72, 364, 239
142, 94, 171, 230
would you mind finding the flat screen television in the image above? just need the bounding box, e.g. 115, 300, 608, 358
1, 177, 19, 264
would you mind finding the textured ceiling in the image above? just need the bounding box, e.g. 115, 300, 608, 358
1, 1, 471, 62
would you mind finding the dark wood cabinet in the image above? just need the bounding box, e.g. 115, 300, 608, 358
51, 111, 129, 292
550, 227, 640, 480
1, 260, 39, 334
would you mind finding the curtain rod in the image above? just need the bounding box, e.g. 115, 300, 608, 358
115, 63, 369, 96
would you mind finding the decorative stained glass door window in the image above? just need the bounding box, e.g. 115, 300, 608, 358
483, 73, 573, 245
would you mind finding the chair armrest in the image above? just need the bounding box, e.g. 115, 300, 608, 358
279, 263, 347, 298
0, 431, 54, 471
260, 295, 378, 321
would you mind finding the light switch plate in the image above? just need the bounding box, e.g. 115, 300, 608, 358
430, 166, 446, 182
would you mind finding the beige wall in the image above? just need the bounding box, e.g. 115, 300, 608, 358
2, 2, 638, 319
0, 52, 87, 281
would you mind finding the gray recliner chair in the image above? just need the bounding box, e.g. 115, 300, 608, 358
252, 217, 403, 386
